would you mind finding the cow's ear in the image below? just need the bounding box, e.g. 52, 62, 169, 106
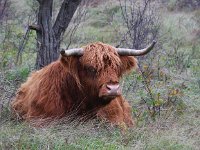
60, 56, 79, 67
120, 56, 138, 74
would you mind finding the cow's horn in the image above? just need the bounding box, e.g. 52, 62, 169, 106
116, 41, 156, 56
60, 48, 84, 56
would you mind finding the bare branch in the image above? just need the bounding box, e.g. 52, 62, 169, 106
118, 0, 160, 49
16, 27, 31, 64
0, 0, 11, 21
53, 0, 82, 40
63, 0, 88, 49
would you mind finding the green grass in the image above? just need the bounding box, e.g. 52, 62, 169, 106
1, 103, 199, 150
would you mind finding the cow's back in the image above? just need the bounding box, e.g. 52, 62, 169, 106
11, 61, 70, 119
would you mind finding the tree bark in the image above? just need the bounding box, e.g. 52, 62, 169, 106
35, 0, 81, 69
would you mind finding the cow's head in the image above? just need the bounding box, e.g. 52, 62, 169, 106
60, 41, 156, 104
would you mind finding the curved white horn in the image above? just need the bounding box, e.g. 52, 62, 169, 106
60, 48, 84, 56
117, 41, 156, 56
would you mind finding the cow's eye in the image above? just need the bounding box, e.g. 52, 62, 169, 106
88, 66, 96, 73
84, 66, 97, 76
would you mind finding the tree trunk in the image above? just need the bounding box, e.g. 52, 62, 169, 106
34, 0, 81, 69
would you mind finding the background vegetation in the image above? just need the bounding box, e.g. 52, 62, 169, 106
0, 0, 200, 149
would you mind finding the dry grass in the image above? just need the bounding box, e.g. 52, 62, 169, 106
1, 108, 199, 149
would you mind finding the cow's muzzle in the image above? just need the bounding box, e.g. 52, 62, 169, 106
99, 83, 121, 100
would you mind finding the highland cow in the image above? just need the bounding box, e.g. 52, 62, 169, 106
11, 41, 156, 127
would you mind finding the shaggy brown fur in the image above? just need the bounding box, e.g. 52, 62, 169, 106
11, 42, 137, 127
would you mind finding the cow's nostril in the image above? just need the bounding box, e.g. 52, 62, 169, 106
106, 84, 120, 92
106, 85, 111, 90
